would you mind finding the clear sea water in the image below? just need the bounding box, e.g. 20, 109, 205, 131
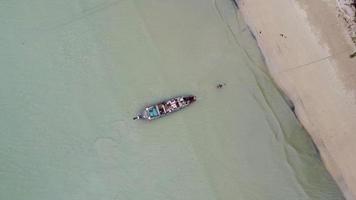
0, 0, 344, 199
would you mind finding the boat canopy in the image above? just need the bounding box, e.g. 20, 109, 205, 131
148, 106, 159, 118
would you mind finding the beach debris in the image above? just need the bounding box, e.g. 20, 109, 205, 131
350, 51, 356, 58
232, 0, 239, 8
337, 0, 356, 46
216, 82, 227, 89
280, 33, 287, 38
247, 26, 257, 40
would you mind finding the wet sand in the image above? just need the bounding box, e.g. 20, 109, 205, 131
238, 0, 356, 199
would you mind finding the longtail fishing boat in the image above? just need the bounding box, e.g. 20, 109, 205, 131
133, 95, 196, 120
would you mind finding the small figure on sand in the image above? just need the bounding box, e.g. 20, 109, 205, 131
216, 82, 226, 89
280, 33, 287, 38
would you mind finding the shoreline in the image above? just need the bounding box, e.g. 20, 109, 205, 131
337, 0, 356, 51
237, 0, 356, 199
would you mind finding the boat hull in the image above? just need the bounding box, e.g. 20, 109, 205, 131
133, 95, 196, 120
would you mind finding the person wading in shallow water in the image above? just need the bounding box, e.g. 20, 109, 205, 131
216, 82, 226, 89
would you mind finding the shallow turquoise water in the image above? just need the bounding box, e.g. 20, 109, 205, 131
0, 0, 344, 199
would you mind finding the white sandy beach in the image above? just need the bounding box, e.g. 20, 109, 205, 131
238, 0, 356, 199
